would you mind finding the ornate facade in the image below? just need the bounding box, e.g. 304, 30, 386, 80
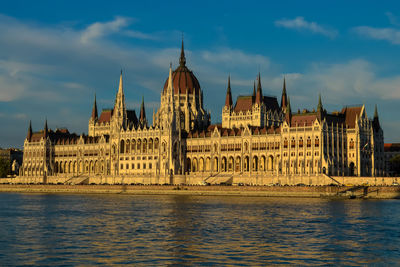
20, 42, 386, 185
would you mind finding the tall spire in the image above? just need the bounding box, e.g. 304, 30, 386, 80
139, 95, 147, 127
285, 97, 292, 124
252, 80, 256, 100
179, 37, 186, 67
91, 93, 98, 120
225, 75, 233, 107
118, 69, 123, 95
256, 72, 263, 104
317, 93, 323, 111
168, 63, 173, 92
281, 76, 288, 109
373, 104, 380, 130
317, 93, 324, 121
26, 120, 32, 142
44, 118, 48, 139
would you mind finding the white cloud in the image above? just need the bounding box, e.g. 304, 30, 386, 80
80, 16, 131, 43
275, 16, 338, 38
353, 26, 400, 45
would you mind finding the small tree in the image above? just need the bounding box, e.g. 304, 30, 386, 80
389, 155, 400, 176
0, 158, 10, 178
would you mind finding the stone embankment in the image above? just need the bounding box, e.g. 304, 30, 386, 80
0, 184, 399, 199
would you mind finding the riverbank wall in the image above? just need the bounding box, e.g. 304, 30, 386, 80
1, 174, 399, 187
0, 184, 399, 199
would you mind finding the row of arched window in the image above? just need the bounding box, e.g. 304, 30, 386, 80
284, 137, 320, 149
187, 155, 275, 173
120, 138, 159, 154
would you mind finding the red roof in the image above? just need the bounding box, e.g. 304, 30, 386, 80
234, 96, 253, 112
99, 110, 113, 123
342, 106, 362, 128
291, 114, 317, 126
163, 65, 201, 95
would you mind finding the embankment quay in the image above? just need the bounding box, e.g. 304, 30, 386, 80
0, 184, 399, 199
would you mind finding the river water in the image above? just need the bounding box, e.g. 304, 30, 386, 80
0, 193, 399, 265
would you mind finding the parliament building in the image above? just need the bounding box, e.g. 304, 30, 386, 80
19, 42, 387, 185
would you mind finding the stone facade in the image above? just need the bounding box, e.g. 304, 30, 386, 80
19, 42, 386, 185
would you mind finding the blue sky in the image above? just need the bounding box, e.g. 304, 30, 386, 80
1, 0, 400, 148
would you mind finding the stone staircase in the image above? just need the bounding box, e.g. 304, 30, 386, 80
64, 175, 89, 185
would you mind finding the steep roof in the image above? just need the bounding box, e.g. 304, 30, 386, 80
234, 96, 253, 112
341, 106, 363, 128
98, 109, 113, 123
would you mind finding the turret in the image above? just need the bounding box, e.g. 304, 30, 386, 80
44, 119, 48, 139
179, 38, 186, 67
252, 80, 256, 101
26, 120, 32, 142
281, 77, 288, 110
139, 95, 147, 128
285, 97, 292, 125
113, 70, 127, 129
255, 73, 263, 104
373, 104, 380, 131
225, 75, 233, 107
91, 93, 98, 120
317, 93, 324, 121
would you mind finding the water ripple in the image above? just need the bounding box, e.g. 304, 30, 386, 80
0, 193, 399, 265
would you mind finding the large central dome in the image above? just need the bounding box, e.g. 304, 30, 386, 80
163, 41, 201, 95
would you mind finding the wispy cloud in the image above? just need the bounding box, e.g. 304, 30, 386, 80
275, 16, 338, 38
80, 16, 131, 43
386, 12, 400, 27
353, 26, 400, 45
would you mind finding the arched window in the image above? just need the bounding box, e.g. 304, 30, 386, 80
120, 140, 125, 153
126, 140, 130, 154
154, 138, 159, 150
315, 137, 319, 148
299, 137, 303, 148
349, 139, 355, 149
307, 137, 311, 148
291, 138, 296, 148
284, 138, 288, 149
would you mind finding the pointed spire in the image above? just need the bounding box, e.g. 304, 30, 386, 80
285, 97, 292, 124
317, 93, 323, 111
179, 37, 186, 67
26, 120, 32, 141
91, 93, 98, 120
118, 70, 123, 94
281, 76, 288, 109
373, 104, 380, 130
44, 118, 48, 139
225, 75, 233, 107
252, 80, 256, 100
256, 72, 263, 104
139, 95, 147, 127
286, 97, 291, 114
168, 63, 173, 92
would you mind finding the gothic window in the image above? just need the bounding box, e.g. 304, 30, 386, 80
307, 137, 311, 148
291, 138, 296, 149
350, 139, 355, 149
299, 137, 303, 148
315, 137, 319, 148
284, 138, 288, 149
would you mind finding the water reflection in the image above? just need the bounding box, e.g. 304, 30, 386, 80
0, 194, 399, 265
